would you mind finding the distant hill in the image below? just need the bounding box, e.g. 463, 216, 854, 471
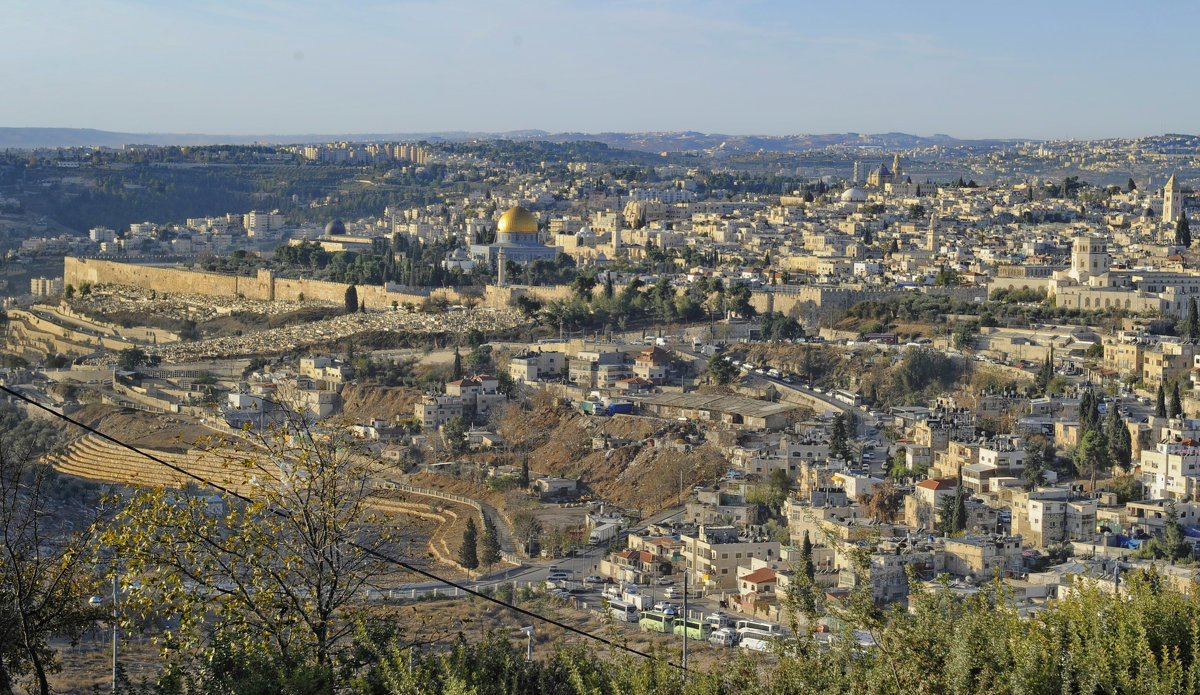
0, 127, 1026, 153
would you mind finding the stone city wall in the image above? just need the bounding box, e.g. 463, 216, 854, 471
64, 257, 577, 312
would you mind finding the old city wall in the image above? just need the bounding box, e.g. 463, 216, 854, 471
64, 258, 272, 301
63, 257, 580, 312
750, 284, 988, 317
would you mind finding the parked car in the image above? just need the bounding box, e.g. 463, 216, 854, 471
655, 577, 674, 585
664, 587, 683, 599
584, 575, 605, 584
547, 572, 570, 581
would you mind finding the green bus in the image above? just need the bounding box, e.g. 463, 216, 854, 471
672, 616, 713, 640
639, 610, 675, 633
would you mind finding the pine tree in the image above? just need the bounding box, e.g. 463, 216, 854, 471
1169, 382, 1183, 419
452, 348, 464, 380
344, 285, 358, 315
479, 515, 501, 567
1177, 213, 1192, 248
459, 517, 479, 571
1156, 384, 1167, 418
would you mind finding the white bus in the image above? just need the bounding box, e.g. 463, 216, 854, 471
606, 599, 638, 622
735, 619, 786, 637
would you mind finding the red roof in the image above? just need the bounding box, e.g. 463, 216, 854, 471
916, 478, 957, 491
740, 567, 777, 585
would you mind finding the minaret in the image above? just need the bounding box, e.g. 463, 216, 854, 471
852, 161, 861, 185
496, 246, 507, 286
1164, 173, 1182, 224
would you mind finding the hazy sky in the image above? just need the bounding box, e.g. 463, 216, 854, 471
3, 0, 1195, 139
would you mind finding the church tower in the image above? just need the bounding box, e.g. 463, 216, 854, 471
891, 153, 902, 179
1164, 173, 1182, 224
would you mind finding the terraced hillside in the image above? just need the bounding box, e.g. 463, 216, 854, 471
47, 433, 277, 494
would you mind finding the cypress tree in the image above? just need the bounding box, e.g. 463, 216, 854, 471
800, 530, 815, 581
479, 515, 502, 567
344, 285, 358, 315
1169, 382, 1183, 419
459, 517, 479, 571
452, 347, 464, 380
952, 473, 967, 534
1186, 297, 1200, 343
1156, 384, 1168, 418
519, 455, 530, 489
1177, 213, 1192, 248
1107, 407, 1132, 472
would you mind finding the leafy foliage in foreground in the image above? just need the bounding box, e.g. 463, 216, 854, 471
108, 569, 1200, 695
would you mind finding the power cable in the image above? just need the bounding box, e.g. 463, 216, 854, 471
0, 383, 679, 668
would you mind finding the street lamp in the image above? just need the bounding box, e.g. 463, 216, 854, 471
88, 575, 138, 694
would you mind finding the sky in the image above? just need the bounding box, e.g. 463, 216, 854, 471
2, 0, 1197, 140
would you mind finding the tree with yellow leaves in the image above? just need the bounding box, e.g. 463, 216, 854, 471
100, 415, 404, 686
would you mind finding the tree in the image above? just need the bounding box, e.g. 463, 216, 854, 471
519, 455, 530, 489
0, 416, 100, 695
1074, 429, 1111, 492
1183, 297, 1200, 343
603, 274, 614, 299
859, 479, 903, 523
748, 469, 791, 514
116, 346, 159, 371
1176, 213, 1191, 248
1079, 389, 1101, 435
452, 348, 463, 381
1106, 406, 1133, 472
1127, 177, 1137, 192
829, 413, 852, 461
907, 203, 926, 220
1161, 500, 1192, 560
1034, 351, 1055, 394
1156, 384, 1168, 418
799, 531, 815, 580
442, 416, 468, 455
344, 285, 358, 314
63, 284, 74, 299
706, 354, 736, 385
1169, 381, 1183, 419
479, 515, 502, 567
728, 281, 756, 319
511, 512, 542, 556
100, 417, 401, 682
570, 273, 597, 302
952, 474, 967, 533
1022, 442, 1049, 491
458, 517, 479, 572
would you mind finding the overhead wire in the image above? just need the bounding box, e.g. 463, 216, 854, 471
0, 383, 680, 668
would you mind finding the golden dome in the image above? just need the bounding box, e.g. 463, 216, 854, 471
497, 206, 538, 234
